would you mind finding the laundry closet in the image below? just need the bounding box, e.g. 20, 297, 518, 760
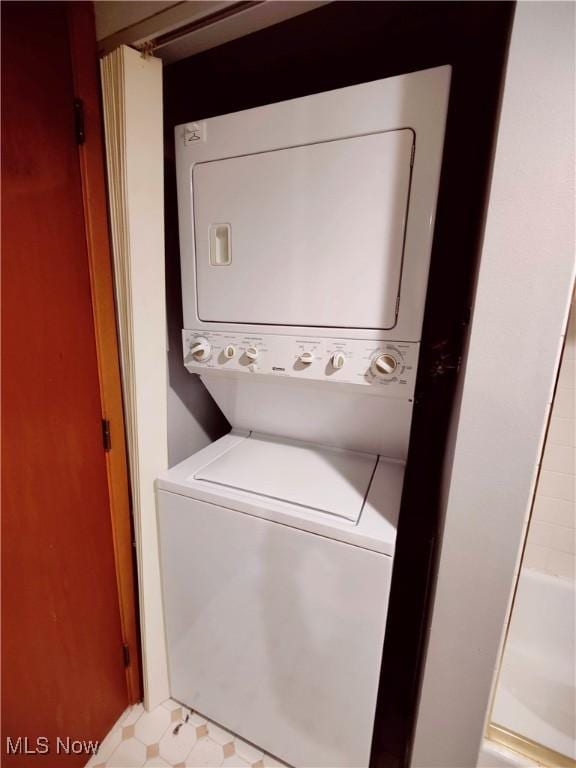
155, 4, 514, 767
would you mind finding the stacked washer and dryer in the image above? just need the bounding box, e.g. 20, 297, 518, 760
157, 66, 450, 768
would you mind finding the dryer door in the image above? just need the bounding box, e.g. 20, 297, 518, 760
192, 129, 413, 330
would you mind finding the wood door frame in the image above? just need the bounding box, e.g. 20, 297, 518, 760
67, 2, 142, 703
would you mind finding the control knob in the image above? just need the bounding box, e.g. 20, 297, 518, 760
331, 352, 345, 370
224, 345, 236, 359
245, 346, 259, 361
190, 337, 211, 362
371, 352, 398, 377
299, 351, 314, 365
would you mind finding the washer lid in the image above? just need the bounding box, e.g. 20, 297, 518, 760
193, 432, 378, 523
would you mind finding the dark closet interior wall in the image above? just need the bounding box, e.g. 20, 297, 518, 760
163, 2, 514, 765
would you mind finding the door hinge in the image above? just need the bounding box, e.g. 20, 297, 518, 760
101, 419, 112, 451
73, 98, 85, 145
122, 643, 131, 668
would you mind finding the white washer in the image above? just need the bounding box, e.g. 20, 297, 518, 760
159, 65, 451, 768
157, 431, 402, 768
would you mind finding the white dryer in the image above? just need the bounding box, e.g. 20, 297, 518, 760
158, 65, 450, 767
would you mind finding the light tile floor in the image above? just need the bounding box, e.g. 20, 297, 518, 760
86, 699, 290, 768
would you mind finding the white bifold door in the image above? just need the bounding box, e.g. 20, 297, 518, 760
192, 129, 413, 330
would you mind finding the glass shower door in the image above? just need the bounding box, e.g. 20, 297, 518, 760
487, 299, 576, 767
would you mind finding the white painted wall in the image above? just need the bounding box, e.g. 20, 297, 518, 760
411, 3, 575, 766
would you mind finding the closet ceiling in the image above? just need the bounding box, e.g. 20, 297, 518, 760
95, 1, 329, 63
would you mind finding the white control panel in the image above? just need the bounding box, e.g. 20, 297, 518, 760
183, 330, 418, 399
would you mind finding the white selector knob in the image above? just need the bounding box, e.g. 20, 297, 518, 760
245, 346, 259, 361
332, 352, 345, 370
224, 345, 236, 359
190, 337, 211, 361
299, 351, 314, 365
372, 353, 398, 377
